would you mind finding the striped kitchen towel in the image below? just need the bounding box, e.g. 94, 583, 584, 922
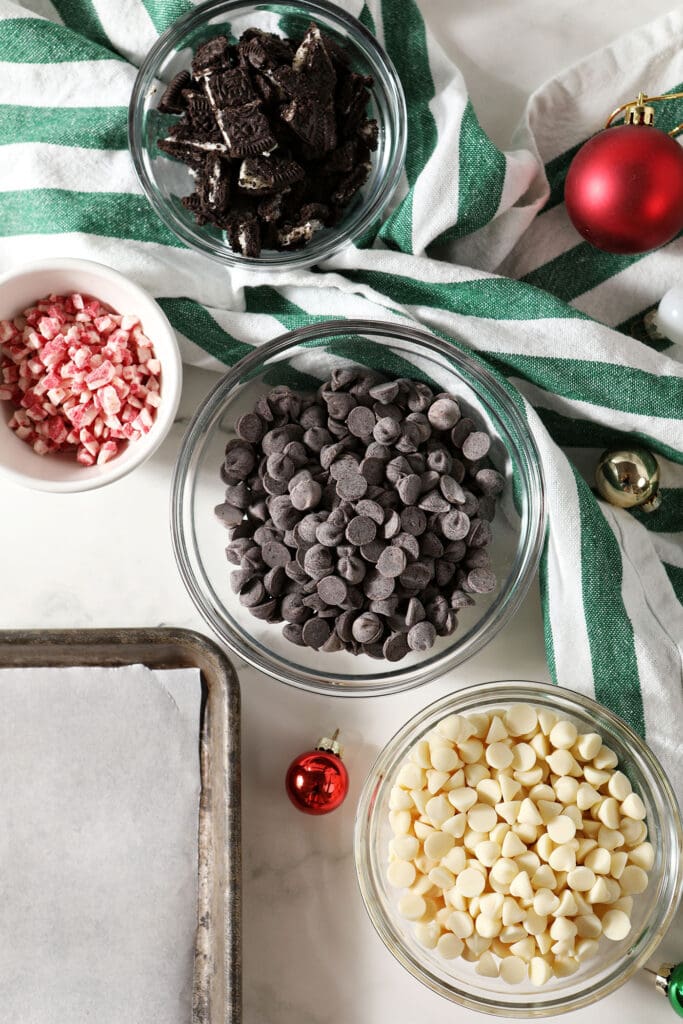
1, 0, 682, 797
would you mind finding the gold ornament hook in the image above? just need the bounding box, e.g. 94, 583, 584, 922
605, 88, 683, 137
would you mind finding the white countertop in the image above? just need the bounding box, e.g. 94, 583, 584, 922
2, 2, 681, 1022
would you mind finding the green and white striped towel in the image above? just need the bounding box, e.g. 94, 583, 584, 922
1, 0, 682, 796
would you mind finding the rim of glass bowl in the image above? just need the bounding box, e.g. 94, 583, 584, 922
171, 319, 547, 695
129, 0, 407, 271
354, 680, 683, 1017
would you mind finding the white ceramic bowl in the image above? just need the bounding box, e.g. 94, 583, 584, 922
0, 259, 182, 493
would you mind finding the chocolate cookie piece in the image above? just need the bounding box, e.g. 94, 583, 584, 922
198, 155, 231, 216
336, 71, 373, 136
238, 155, 304, 193
226, 214, 261, 257
192, 35, 231, 77
209, 67, 256, 107
280, 96, 337, 154
216, 99, 276, 156
332, 162, 372, 206
292, 23, 336, 97
159, 70, 192, 114
239, 30, 293, 71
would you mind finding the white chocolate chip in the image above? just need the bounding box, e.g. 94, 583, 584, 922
397, 763, 425, 790
608, 771, 632, 801
524, 910, 548, 936
426, 794, 454, 825
547, 749, 580, 777
597, 826, 624, 851
610, 851, 628, 879
414, 920, 441, 948
437, 933, 464, 959
398, 893, 426, 920
430, 745, 462, 773
549, 844, 576, 873
597, 797, 621, 829
576, 783, 601, 810
549, 720, 578, 750
426, 769, 450, 794
553, 956, 579, 977
532, 865, 557, 890
465, 762, 490, 788
512, 743, 537, 772
448, 910, 474, 938
429, 866, 455, 889
547, 815, 576, 844
468, 803, 497, 833
486, 742, 514, 770
594, 745, 618, 770
518, 798, 543, 826
475, 840, 501, 868
486, 715, 509, 744
567, 866, 595, 891
477, 778, 502, 806
390, 835, 419, 860
576, 938, 599, 960
437, 714, 469, 742
601, 909, 631, 941
476, 950, 499, 977
509, 870, 534, 901
505, 704, 538, 737
442, 813, 467, 839
584, 847, 611, 875
389, 786, 414, 810
424, 831, 454, 860
387, 860, 417, 888
620, 818, 647, 847
575, 732, 602, 760
476, 915, 502, 939
501, 831, 527, 858
529, 956, 553, 986
448, 787, 478, 813
459, 738, 485, 764
628, 842, 654, 871
441, 845, 467, 874
500, 956, 528, 984
620, 793, 647, 821
496, 800, 522, 824
554, 890, 578, 917
455, 868, 486, 897
467, 714, 491, 740
534, 888, 560, 916
389, 810, 412, 835
619, 865, 649, 895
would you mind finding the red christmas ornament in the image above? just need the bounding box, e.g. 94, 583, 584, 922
285, 730, 349, 815
565, 91, 683, 254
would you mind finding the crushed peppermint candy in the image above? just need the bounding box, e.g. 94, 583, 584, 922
0, 292, 161, 466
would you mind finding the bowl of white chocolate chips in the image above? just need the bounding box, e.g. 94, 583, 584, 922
355, 680, 682, 1016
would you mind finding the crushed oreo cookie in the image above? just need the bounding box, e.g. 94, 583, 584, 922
157, 21, 378, 256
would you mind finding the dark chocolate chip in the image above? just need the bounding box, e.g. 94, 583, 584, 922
400, 506, 427, 537
347, 405, 376, 438
399, 562, 432, 590
302, 617, 331, 649
364, 571, 395, 600
428, 397, 460, 430
261, 540, 290, 568
450, 417, 475, 448
475, 468, 505, 496
336, 472, 368, 501
441, 511, 471, 541
467, 568, 497, 593
215, 502, 244, 528
407, 620, 436, 652
236, 412, 264, 444
377, 546, 406, 578
345, 515, 376, 546
419, 490, 451, 514
351, 611, 383, 644
283, 622, 305, 645
383, 632, 410, 662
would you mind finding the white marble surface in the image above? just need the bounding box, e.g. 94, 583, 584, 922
1, 2, 681, 1022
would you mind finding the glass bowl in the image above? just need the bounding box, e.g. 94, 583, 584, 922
171, 319, 546, 695
129, 0, 407, 270
355, 680, 683, 1016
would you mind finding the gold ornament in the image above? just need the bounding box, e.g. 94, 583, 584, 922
595, 447, 661, 512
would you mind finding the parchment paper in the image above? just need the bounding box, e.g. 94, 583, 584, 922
0, 665, 201, 1024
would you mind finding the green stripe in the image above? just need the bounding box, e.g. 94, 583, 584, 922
576, 469, 645, 736
521, 231, 683, 304
663, 562, 683, 604
0, 105, 127, 149
0, 189, 181, 248
244, 286, 332, 331
0, 18, 123, 63
378, 0, 436, 253
139, 0, 195, 34
487, 352, 683, 421
49, 0, 111, 53
432, 101, 507, 247
535, 407, 683, 466
631, 489, 683, 533
156, 297, 252, 366
344, 267, 589, 322
358, 3, 377, 34
538, 532, 558, 684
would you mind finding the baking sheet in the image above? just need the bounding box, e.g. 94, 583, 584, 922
0, 622, 242, 1024
0, 664, 200, 1024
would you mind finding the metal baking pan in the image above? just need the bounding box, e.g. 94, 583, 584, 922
0, 627, 241, 1024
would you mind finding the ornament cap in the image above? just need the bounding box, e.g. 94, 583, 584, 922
316, 728, 343, 758
624, 92, 655, 126
595, 447, 661, 511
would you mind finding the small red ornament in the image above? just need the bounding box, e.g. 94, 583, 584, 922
285, 729, 349, 815
565, 91, 683, 254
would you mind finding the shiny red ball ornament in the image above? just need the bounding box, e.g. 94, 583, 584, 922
285, 730, 349, 815
565, 123, 683, 254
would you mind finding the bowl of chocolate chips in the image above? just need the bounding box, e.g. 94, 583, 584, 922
171, 320, 547, 695
129, 0, 407, 266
